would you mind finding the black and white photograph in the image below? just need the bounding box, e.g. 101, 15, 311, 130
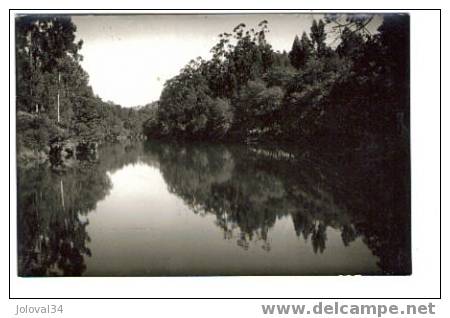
14, 12, 412, 277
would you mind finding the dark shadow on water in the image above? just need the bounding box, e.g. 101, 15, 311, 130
17, 139, 411, 276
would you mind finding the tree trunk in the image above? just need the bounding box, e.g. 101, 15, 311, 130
60, 179, 65, 210
57, 72, 61, 123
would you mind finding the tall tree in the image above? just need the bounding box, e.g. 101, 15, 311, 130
16, 16, 83, 116
310, 19, 327, 57
288, 32, 312, 69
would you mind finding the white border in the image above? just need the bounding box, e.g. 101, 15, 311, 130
7, 9, 441, 299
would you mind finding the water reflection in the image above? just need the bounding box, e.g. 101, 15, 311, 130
17, 141, 410, 276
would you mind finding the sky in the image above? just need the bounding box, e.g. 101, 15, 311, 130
72, 14, 382, 108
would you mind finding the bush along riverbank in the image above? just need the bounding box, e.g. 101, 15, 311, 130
16, 15, 409, 167
143, 15, 409, 151
16, 16, 156, 167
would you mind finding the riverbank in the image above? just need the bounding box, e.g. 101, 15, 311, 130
16, 134, 148, 169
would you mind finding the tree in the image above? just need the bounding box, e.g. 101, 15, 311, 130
16, 15, 158, 161
310, 19, 327, 57
145, 14, 410, 147
288, 32, 312, 69
15, 16, 83, 116
207, 98, 233, 139
71, 96, 103, 143
288, 35, 302, 69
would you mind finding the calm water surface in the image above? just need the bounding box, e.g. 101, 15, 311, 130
17, 141, 410, 276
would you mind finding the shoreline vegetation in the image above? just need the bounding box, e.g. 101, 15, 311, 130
16, 14, 412, 276
16, 14, 409, 166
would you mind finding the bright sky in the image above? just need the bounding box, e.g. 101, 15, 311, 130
72, 14, 382, 108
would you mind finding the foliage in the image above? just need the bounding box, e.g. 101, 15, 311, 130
16, 14, 410, 154
288, 32, 312, 69
16, 16, 156, 160
148, 15, 409, 146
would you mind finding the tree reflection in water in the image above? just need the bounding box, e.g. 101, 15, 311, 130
143, 141, 410, 274
17, 140, 410, 276
17, 143, 143, 276
18, 161, 108, 276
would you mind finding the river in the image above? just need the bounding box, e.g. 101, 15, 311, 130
17, 140, 411, 276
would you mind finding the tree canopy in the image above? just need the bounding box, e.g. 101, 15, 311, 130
16, 15, 157, 162
145, 15, 409, 147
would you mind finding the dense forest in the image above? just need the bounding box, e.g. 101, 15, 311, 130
16, 16, 157, 163
144, 14, 409, 147
16, 14, 411, 276
16, 14, 409, 164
